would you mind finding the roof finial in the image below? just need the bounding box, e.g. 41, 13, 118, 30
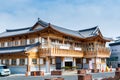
38, 17, 40, 21
48, 23, 51, 27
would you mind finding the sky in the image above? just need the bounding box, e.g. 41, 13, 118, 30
0, 0, 120, 40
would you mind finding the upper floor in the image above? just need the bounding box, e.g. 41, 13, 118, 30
0, 19, 112, 58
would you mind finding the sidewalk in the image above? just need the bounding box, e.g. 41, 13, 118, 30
7, 70, 115, 80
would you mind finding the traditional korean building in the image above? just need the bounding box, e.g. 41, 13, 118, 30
0, 19, 112, 74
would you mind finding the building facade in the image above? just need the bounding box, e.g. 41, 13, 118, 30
0, 19, 112, 74
108, 37, 120, 68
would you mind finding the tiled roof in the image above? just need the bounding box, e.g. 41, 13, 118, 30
79, 26, 98, 37
51, 25, 84, 38
0, 19, 112, 41
109, 42, 120, 46
0, 27, 31, 38
0, 42, 40, 54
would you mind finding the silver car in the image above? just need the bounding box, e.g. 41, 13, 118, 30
0, 64, 11, 76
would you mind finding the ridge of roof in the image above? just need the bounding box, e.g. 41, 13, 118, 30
6, 27, 32, 32
90, 26, 99, 35
50, 24, 84, 38
79, 26, 98, 32
37, 19, 48, 27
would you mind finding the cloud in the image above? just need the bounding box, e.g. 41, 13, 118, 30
0, 0, 119, 39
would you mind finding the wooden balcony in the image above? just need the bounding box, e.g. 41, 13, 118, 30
97, 48, 111, 58
84, 48, 111, 58
39, 47, 83, 57
84, 51, 97, 58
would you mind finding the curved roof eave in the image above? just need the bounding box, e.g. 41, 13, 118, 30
48, 25, 84, 40
0, 28, 43, 39
85, 35, 112, 42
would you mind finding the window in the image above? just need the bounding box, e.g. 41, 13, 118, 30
5, 59, 9, 65
40, 58, 43, 64
32, 58, 37, 64
43, 58, 46, 64
11, 59, 16, 65
50, 58, 52, 64
20, 59, 25, 65
75, 43, 81, 47
1, 42, 5, 47
7, 42, 12, 47
30, 38, 35, 44
15, 40, 19, 46
20, 39, 26, 45
101, 58, 106, 63
51, 58, 55, 64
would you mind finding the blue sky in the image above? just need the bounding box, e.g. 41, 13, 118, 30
0, 0, 120, 39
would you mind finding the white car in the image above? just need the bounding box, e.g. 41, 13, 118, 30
0, 64, 11, 76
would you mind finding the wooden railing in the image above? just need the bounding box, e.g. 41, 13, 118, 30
84, 48, 110, 58
84, 51, 97, 58
97, 48, 110, 57
39, 47, 83, 57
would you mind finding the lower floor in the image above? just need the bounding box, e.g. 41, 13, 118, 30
0, 57, 107, 74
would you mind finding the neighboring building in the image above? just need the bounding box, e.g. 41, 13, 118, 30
0, 19, 112, 74
108, 37, 120, 68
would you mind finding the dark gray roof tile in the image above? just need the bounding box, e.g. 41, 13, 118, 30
0, 42, 40, 54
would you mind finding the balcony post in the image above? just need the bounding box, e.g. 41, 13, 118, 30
47, 36, 50, 48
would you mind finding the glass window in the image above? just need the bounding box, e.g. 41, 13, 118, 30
15, 40, 19, 46
5, 59, 9, 65
43, 58, 46, 64
1, 42, 5, 47
32, 58, 37, 64
7, 42, 12, 47
20, 39, 26, 45
30, 38, 35, 44
0, 66, 8, 69
20, 59, 25, 65
11, 59, 16, 65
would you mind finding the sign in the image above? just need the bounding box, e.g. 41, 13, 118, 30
64, 57, 73, 62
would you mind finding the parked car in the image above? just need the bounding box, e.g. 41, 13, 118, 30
0, 64, 11, 76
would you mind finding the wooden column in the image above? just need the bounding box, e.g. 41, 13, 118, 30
72, 42, 75, 50
47, 36, 50, 48
26, 55, 31, 75
61, 57, 65, 67
94, 57, 97, 69
73, 57, 76, 66
38, 58, 40, 71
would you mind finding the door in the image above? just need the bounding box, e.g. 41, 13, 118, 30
65, 61, 72, 67
56, 57, 61, 69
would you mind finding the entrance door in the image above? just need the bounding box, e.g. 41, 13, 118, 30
56, 57, 61, 69
65, 62, 72, 67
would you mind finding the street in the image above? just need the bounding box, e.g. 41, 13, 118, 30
0, 72, 115, 80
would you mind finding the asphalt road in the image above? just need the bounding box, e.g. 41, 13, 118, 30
0, 72, 115, 80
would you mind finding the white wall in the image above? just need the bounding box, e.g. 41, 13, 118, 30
9, 66, 27, 74
40, 65, 56, 73
30, 65, 39, 71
